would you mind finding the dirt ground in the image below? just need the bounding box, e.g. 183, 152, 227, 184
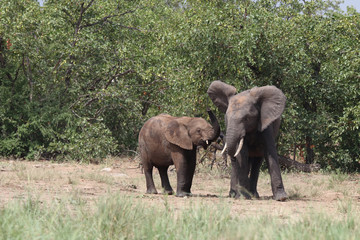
0, 157, 359, 221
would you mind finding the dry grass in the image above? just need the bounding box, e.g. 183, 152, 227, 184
1, 158, 360, 239
1, 157, 359, 224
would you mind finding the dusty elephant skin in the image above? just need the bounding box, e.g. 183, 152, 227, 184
138, 111, 220, 197
207, 81, 288, 201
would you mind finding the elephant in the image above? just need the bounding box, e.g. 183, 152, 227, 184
207, 81, 288, 201
138, 110, 220, 197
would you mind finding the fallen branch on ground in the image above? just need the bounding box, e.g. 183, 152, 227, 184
278, 155, 320, 173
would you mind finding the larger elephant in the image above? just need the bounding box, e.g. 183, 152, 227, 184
138, 110, 220, 197
207, 81, 288, 201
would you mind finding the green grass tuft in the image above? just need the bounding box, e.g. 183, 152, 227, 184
1, 194, 359, 240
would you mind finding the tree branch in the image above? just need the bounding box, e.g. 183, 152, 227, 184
21, 55, 34, 102
80, 14, 118, 29
278, 155, 320, 173
61, 8, 75, 26
64, 1, 95, 89
104, 69, 134, 89
84, 0, 95, 12
80, 8, 140, 30
82, 69, 134, 108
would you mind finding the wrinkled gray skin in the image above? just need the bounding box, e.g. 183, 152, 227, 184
138, 111, 220, 197
207, 81, 288, 201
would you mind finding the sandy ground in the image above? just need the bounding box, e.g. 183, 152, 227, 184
0, 157, 359, 221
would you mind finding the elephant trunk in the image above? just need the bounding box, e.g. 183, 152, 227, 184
226, 124, 245, 157
207, 109, 221, 141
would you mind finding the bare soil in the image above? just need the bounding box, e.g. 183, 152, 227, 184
1, 157, 359, 220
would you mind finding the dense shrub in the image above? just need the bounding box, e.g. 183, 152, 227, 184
0, 0, 359, 170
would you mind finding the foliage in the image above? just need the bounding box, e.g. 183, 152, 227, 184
0, 0, 359, 170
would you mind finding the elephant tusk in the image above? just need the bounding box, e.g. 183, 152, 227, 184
234, 138, 244, 157
206, 140, 209, 145
221, 143, 227, 155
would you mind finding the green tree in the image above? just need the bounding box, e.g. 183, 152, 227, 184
1, 0, 359, 170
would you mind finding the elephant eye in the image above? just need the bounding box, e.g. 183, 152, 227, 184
197, 128, 201, 133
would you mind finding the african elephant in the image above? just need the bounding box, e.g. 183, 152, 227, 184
207, 81, 288, 201
138, 110, 220, 197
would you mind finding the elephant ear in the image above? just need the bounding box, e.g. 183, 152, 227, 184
207, 81, 237, 113
165, 120, 193, 150
250, 86, 286, 132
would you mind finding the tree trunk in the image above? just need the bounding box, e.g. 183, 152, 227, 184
305, 136, 315, 164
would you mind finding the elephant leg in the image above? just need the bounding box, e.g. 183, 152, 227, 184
143, 160, 158, 194
262, 127, 288, 201
249, 157, 263, 198
229, 158, 242, 198
171, 151, 194, 197
158, 166, 174, 195
229, 154, 251, 199
184, 150, 196, 193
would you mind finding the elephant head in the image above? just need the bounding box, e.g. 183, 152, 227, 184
164, 110, 220, 150
207, 81, 286, 157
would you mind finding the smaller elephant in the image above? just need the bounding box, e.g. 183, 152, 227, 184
138, 110, 220, 197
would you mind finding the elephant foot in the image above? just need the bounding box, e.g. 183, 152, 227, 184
273, 190, 288, 201
146, 188, 158, 194
176, 191, 192, 198
251, 191, 260, 199
163, 189, 174, 195
229, 189, 251, 200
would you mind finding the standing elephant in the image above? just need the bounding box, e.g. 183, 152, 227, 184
138, 110, 220, 197
207, 81, 288, 201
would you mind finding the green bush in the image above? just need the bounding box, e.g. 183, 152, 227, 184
46, 117, 117, 162
1, 0, 360, 170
